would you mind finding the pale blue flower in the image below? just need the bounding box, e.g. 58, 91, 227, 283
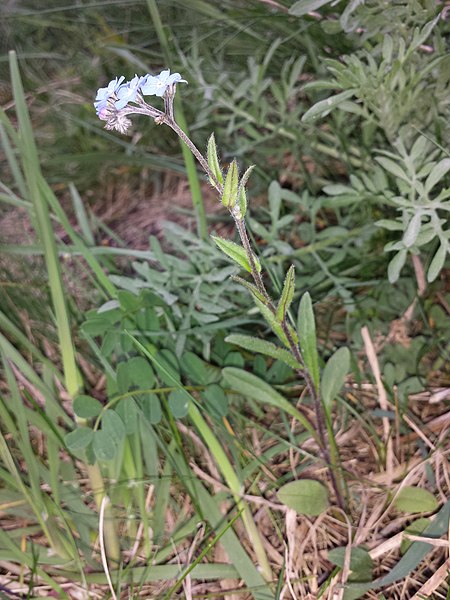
115, 75, 146, 109
140, 69, 187, 97
94, 76, 125, 115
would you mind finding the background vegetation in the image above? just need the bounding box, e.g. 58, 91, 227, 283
0, 0, 449, 598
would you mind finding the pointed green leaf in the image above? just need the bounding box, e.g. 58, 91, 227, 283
225, 334, 302, 370
301, 90, 356, 123
425, 158, 450, 192
297, 292, 320, 388
427, 241, 447, 282
222, 367, 317, 440
207, 133, 223, 186
231, 275, 266, 302
289, 0, 334, 16
276, 265, 296, 321
403, 213, 422, 248
238, 187, 247, 218
321, 347, 350, 412
254, 297, 289, 347
375, 156, 410, 183
388, 249, 407, 283
221, 159, 239, 208
211, 235, 260, 273
277, 479, 328, 516
239, 165, 255, 187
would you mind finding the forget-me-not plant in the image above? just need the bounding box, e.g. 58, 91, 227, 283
94, 67, 347, 512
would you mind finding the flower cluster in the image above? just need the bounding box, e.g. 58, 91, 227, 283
94, 69, 187, 133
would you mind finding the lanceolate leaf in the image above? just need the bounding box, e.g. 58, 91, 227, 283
297, 293, 320, 388
222, 367, 317, 440
221, 159, 239, 208
289, 0, 334, 16
212, 235, 261, 273
254, 297, 289, 347
301, 89, 356, 123
231, 275, 266, 302
276, 265, 296, 321
427, 241, 448, 282
207, 133, 223, 186
225, 334, 301, 370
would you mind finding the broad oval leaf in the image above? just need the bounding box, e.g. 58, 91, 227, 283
115, 398, 138, 435
93, 429, 116, 461
328, 546, 373, 583
102, 410, 126, 444
202, 384, 229, 418
168, 389, 190, 419
128, 356, 156, 389
73, 395, 102, 419
140, 393, 162, 424
277, 479, 328, 516
394, 486, 439, 513
65, 427, 93, 452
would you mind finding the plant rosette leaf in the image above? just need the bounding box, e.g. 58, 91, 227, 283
277, 479, 328, 516
394, 486, 439, 513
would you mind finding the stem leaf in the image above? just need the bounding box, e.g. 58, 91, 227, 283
221, 159, 239, 208
207, 133, 223, 186
276, 265, 295, 321
225, 334, 302, 370
297, 292, 320, 388
211, 235, 260, 273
